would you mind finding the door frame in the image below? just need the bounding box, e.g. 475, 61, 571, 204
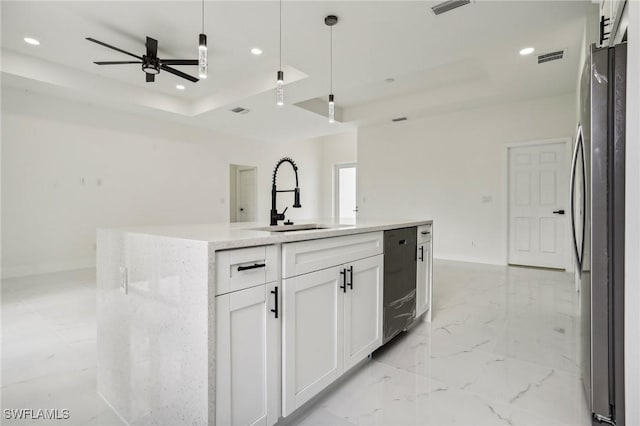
235, 165, 258, 222
504, 137, 574, 272
333, 162, 357, 219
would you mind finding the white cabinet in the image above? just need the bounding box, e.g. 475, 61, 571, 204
216, 282, 280, 426
282, 254, 384, 416
282, 267, 343, 415
416, 226, 433, 321
344, 255, 384, 371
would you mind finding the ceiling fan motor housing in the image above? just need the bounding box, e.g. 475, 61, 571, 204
142, 56, 160, 74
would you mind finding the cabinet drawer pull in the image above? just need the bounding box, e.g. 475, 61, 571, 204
270, 286, 279, 319
237, 263, 266, 272
339, 268, 347, 293
421, 231, 431, 235
347, 266, 354, 290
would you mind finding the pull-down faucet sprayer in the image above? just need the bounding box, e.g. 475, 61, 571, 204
270, 157, 301, 226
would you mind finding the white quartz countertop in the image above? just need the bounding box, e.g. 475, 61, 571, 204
103, 218, 433, 250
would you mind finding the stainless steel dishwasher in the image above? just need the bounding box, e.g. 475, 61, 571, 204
383, 227, 417, 344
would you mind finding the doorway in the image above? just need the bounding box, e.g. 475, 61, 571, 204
507, 140, 570, 269
230, 164, 257, 222
334, 163, 357, 220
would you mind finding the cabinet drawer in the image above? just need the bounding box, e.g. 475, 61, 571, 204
282, 232, 383, 279
417, 224, 432, 244
216, 245, 278, 295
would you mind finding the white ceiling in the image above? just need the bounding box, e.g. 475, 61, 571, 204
1, 1, 596, 141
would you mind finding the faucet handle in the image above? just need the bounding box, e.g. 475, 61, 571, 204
282, 206, 288, 215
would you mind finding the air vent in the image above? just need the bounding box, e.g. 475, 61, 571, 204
431, 0, 472, 16
230, 107, 250, 115
392, 117, 408, 122
537, 50, 565, 64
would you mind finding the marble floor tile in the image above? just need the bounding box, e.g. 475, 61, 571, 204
2, 262, 588, 426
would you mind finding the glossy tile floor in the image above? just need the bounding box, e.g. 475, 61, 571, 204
1, 261, 590, 426
292, 261, 590, 426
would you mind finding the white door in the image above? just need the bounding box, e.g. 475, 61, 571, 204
237, 167, 257, 222
508, 142, 568, 269
282, 267, 343, 416
216, 283, 280, 426
416, 242, 432, 319
334, 163, 357, 220
343, 255, 383, 372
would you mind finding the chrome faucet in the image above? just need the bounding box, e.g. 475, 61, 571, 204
271, 157, 301, 226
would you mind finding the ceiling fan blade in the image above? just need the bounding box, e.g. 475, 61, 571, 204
86, 37, 142, 60
160, 65, 199, 83
94, 61, 142, 65
146, 37, 158, 59
146, 73, 155, 83
160, 59, 199, 66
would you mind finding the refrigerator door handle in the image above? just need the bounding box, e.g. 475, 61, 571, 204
570, 126, 583, 270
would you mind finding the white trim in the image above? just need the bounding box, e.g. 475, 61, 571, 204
1, 257, 96, 279
333, 162, 357, 219
504, 137, 574, 272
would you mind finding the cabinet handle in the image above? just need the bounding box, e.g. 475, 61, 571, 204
270, 286, 279, 319
419, 246, 424, 262
347, 266, 354, 290
421, 231, 431, 235
237, 263, 266, 271
339, 269, 347, 293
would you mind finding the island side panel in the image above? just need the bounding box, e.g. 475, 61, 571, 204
97, 229, 210, 425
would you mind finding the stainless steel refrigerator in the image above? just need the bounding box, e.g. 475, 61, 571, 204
571, 43, 626, 426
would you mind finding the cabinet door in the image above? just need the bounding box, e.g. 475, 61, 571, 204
216, 283, 280, 426
343, 255, 384, 371
416, 242, 432, 319
282, 267, 343, 416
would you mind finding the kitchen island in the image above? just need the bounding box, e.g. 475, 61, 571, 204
97, 219, 433, 426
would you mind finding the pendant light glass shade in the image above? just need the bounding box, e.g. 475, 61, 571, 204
276, 0, 284, 106
328, 94, 335, 123
276, 70, 284, 106
198, 33, 208, 79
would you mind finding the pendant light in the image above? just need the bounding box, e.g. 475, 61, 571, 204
325, 15, 338, 123
276, 0, 284, 106
198, 0, 208, 79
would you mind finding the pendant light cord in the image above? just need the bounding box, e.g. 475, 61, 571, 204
279, 0, 282, 70
201, 0, 204, 33
330, 25, 333, 93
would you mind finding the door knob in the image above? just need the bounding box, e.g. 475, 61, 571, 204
553, 209, 565, 215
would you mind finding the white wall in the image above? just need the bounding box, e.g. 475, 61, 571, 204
625, 1, 640, 423
358, 93, 576, 265
1, 88, 322, 278
312, 130, 358, 219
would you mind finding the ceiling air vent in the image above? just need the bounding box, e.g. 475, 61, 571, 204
431, 0, 472, 16
230, 106, 250, 115
392, 117, 408, 122
537, 50, 565, 64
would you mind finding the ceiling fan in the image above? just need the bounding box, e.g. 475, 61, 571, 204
86, 36, 199, 83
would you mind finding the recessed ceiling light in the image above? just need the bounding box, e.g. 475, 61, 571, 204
385, 78, 396, 83
519, 47, 535, 56
251, 47, 263, 56
176, 84, 185, 90
24, 37, 40, 46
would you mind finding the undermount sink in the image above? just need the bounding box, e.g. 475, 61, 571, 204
252, 224, 332, 232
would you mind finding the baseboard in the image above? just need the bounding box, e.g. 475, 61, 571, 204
434, 256, 506, 267
1, 258, 96, 279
